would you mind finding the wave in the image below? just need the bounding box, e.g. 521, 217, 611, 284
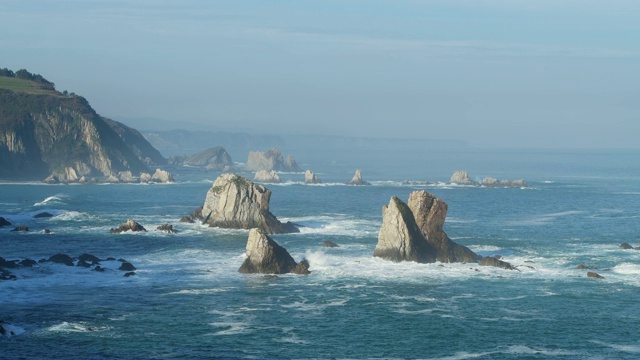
45, 321, 110, 333
34, 194, 69, 206
507, 210, 587, 226
290, 215, 379, 237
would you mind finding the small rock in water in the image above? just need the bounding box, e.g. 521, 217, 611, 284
323, 240, 339, 248
587, 271, 604, 279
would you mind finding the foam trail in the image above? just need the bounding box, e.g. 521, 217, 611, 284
34, 194, 68, 206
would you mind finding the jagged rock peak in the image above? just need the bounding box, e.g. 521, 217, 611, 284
246, 148, 301, 172
254, 170, 281, 183
348, 169, 371, 186
238, 228, 308, 274
374, 196, 435, 263
201, 173, 298, 234
305, 170, 321, 184
374, 191, 481, 264
110, 219, 147, 233
450, 170, 476, 185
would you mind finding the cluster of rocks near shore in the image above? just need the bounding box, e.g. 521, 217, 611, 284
44, 168, 174, 184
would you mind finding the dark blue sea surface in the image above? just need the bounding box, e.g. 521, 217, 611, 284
2, 149, 640, 359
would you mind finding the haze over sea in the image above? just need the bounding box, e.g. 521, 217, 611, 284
2, 147, 640, 359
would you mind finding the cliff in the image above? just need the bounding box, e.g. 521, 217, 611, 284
0, 70, 166, 180
246, 148, 301, 172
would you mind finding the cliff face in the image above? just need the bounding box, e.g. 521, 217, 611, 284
0, 83, 165, 180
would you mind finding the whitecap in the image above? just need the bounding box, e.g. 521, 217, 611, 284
34, 194, 68, 206
503, 345, 579, 356
612, 263, 640, 275
46, 321, 109, 333
591, 340, 640, 353
208, 321, 252, 335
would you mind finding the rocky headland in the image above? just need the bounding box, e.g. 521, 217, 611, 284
199, 173, 298, 234
238, 228, 309, 274
246, 148, 301, 172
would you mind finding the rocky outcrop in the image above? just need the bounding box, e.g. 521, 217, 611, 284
246, 148, 301, 172
110, 219, 147, 233
305, 170, 321, 184
587, 271, 604, 279
450, 170, 476, 185
139, 172, 152, 183
117, 171, 134, 182
180, 206, 203, 223
479, 256, 517, 270
408, 191, 480, 263
34, 212, 54, 218
44, 166, 79, 183
323, 240, 339, 248
0, 217, 12, 227
238, 228, 309, 274
157, 224, 177, 233
374, 191, 488, 265
11, 226, 29, 232
619, 243, 634, 250
150, 168, 174, 183
201, 173, 298, 234
348, 170, 370, 186
254, 170, 281, 183
168, 146, 233, 170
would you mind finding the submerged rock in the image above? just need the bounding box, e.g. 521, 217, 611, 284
620, 243, 634, 250
48, 253, 74, 266
157, 224, 177, 233
374, 191, 481, 264
110, 219, 147, 233
348, 169, 370, 186
323, 240, 339, 248
201, 173, 298, 234
0, 217, 12, 227
587, 271, 604, 279
304, 170, 321, 184
11, 226, 29, 232
479, 256, 517, 270
238, 228, 308, 274
254, 170, 281, 183
119, 261, 136, 271
34, 212, 54, 218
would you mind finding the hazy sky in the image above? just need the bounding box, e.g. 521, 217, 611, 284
2, 0, 639, 148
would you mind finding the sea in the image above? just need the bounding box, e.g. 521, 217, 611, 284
2, 148, 640, 359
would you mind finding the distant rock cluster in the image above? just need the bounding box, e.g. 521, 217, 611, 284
449, 170, 526, 187
44, 168, 174, 184
246, 148, 301, 172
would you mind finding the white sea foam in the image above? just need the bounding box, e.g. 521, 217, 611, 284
612, 263, 640, 275
46, 321, 110, 333
292, 214, 379, 237
591, 340, 640, 353
508, 210, 587, 226
208, 321, 252, 335
503, 345, 579, 356
34, 194, 68, 206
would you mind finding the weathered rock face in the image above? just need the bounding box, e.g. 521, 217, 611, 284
374, 191, 481, 264
450, 170, 476, 185
348, 169, 371, 186
254, 170, 281, 183
408, 191, 480, 263
201, 173, 298, 234
374, 196, 435, 263
110, 219, 147, 233
304, 170, 321, 184
168, 146, 233, 170
238, 228, 308, 274
151, 168, 174, 183
139, 172, 152, 183
246, 148, 301, 172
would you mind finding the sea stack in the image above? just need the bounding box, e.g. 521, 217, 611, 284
348, 170, 370, 186
201, 173, 298, 234
246, 148, 301, 172
304, 170, 321, 184
238, 228, 309, 274
374, 190, 481, 264
449, 170, 476, 185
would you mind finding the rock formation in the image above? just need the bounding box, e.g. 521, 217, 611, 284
117, 171, 134, 182
323, 240, 339, 248
450, 170, 476, 185
168, 146, 233, 170
348, 170, 370, 186
201, 173, 298, 234
238, 228, 309, 274
157, 224, 177, 233
374, 191, 504, 266
479, 256, 517, 270
254, 170, 281, 183
139, 172, 152, 183
408, 191, 480, 263
150, 168, 174, 183
587, 271, 604, 279
305, 170, 321, 184
0, 217, 12, 227
246, 148, 301, 172
180, 206, 203, 223
110, 219, 147, 233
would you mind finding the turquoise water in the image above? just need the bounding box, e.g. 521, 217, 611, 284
2, 149, 640, 359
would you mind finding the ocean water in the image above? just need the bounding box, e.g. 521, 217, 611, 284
2, 148, 640, 359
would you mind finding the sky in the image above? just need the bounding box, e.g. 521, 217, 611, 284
1, 0, 639, 148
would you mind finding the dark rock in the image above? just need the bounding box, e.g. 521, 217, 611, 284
238, 229, 305, 274
0, 217, 12, 227
106, 257, 116, 261
92, 266, 105, 272
323, 240, 339, 248
34, 212, 54, 218
48, 253, 75, 266
292, 259, 311, 275
76, 259, 92, 268
0, 257, 19, 269
620, 243, 633, 249
110, 219, 146, 233
44, 229, 52, 234
119, 262, 136, 271
479, 256, 517, 270
587, 271, 604, 279
38, 258, 47, 263
78, 253, 101, 265
124, 272, 136, 277
11, 226, 29, 232
157, 224, 177, 233
19, 259, 37, 267
180, 206, 203, 223
1, 268, 17, 281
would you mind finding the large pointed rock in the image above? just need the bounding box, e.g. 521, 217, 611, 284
374, 197, 435, 263
348, 169, 370, 185
202, 173, 298, 234
408, 191, 480, 263
374, 191, 482, 264
239, 228, 309, 274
